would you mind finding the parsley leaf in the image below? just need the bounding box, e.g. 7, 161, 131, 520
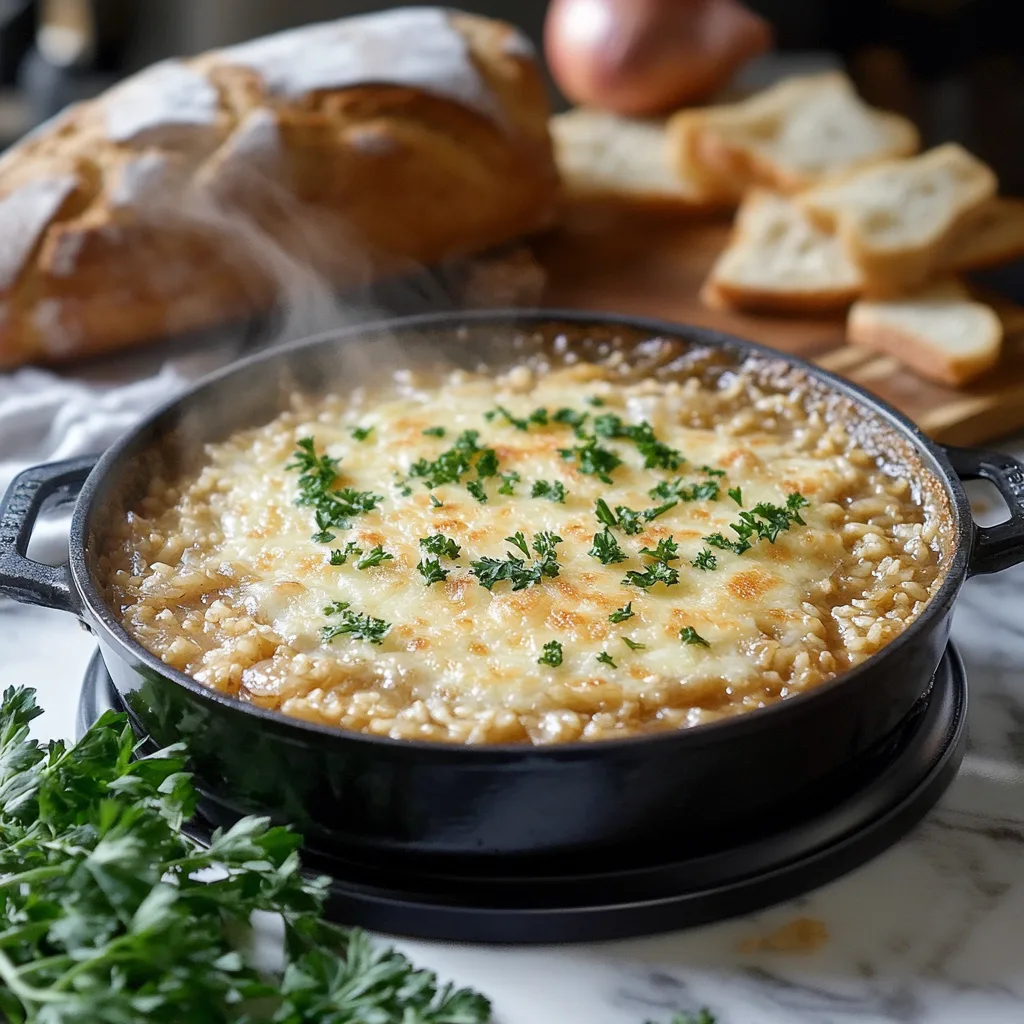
691, 548, 718, 571
701, 465, 727, 478
466, 480, 488, 503
422, 425, 446, 437
475, 449, 499, 478
429, 493, 443, 507
417, 558, 449, 585
321, 601, 391, 644
592, 412, 627, 438
709, 492, 810, 554
609, 602, 634, 623
597, 651, 617, 667
329, 540, 361, 565
626, 420, 684, 470
0, 687, 490, 1024
680, 626, 711, 647
471, 532, 563, 590
622, 560, 680, 589
351, 425, 373, 441
354, 545, 393, 570
728, 485, 743, 505
287, 437, 383, 542
621, 636, 646, 650
649, 476, 720, 503
586, 395, 605, 407
537, 640, 564, 667
419, 533, 461, 559
553, 407, 590, 436
532, 479, 567, 502
589, 528, 627, 564
595, 497, 618, 527
615, 505, 644, 535
560, 436, 622, 484
498, 471, 520, 495
408, 429, 481, 489
485, 405, 549, 430
638, 537, 679, 563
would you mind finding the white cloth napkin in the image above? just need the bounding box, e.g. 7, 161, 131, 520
0, 335, 247, 569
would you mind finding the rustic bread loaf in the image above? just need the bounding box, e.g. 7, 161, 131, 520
0, 7, 560, 369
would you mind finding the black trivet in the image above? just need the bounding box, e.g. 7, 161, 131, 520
78, 646, 967, 944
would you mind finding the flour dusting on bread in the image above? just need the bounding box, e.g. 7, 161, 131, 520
0, 177, 79, 289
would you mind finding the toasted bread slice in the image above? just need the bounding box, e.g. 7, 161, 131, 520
799, 144, 997, 294
847, 280, 1002, 386
703, 189, 863, 314
941, 197, 1024, 273
669, 72, 918, 195
550, 108, 736, 210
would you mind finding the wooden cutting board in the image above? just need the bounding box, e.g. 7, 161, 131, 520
532, 199, 1024, 447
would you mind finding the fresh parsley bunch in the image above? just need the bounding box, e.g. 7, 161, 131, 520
0, 687, 489, 1024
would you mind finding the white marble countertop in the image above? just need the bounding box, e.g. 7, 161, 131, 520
3, 476, 1024, 1024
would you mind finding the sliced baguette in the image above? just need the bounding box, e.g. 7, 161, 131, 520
550, 108, 737, 210
941, 197, 1024, 273
702, 189, 863, 314
847, 280, 1002, 386
669, 72, 918, 195
799, 144, 998, 294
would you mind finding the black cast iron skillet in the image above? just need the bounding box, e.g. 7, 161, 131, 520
2, 311, 1024, 867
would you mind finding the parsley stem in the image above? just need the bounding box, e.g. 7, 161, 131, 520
0, 864, 67, 890
0, 946, 66, 1004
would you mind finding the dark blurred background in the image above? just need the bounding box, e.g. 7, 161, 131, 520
0, 0, 1021, 190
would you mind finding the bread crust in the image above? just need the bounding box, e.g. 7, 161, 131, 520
0, 9, 560, 368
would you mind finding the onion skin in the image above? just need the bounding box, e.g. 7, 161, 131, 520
544, 0, 773, 115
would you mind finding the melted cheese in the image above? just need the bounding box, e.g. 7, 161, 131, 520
109, 359, 945, 743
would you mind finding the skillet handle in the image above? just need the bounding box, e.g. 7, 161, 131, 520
0, 456, 98, 614
944, 446, 1024, 577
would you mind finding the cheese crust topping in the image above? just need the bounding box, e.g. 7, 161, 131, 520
101, 356, 948, 744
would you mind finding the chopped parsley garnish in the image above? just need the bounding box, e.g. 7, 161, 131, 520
614, 505, 644, 535
592, 412, 627, 438
597, 498, 677, 534
649, 476, 720, 503
408, 429, 481, 489
691, 548, 718, 571
707, 492, 810, 555
475, 449, 499, 478
321, 601, 391, 645
329, 540, 361, 565
498, 471, 520, 495
351, 425, 373, 441
586, 395, 605, 407
471, 532, 563, 591
597, 651, 617, 667
466, 480, 488, 503
538, 640, 564, 667
589, 528, 627, 564
701, 465, 727, 478
354, 545, 393, 569
595, 498, 618, 527
559, 436, 622, 484
287, 437, 384, 542
622, 560, 680, 589
420, 534, 461, 560
506, 531, 530, 557
429, 493, 443, 507
609, 602, 634, 623
393, 473, 413, 497
679, 626, 711, 647
485, 405, 548, 430
553, 407, 590, 435
417, 558, 449, 585
532, 479, 567, 502
638, 537, 679, 563
627, 420, 684, 470
728, 486, 743, 505
422, 425, 446, 437
621, 636, 646, 651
